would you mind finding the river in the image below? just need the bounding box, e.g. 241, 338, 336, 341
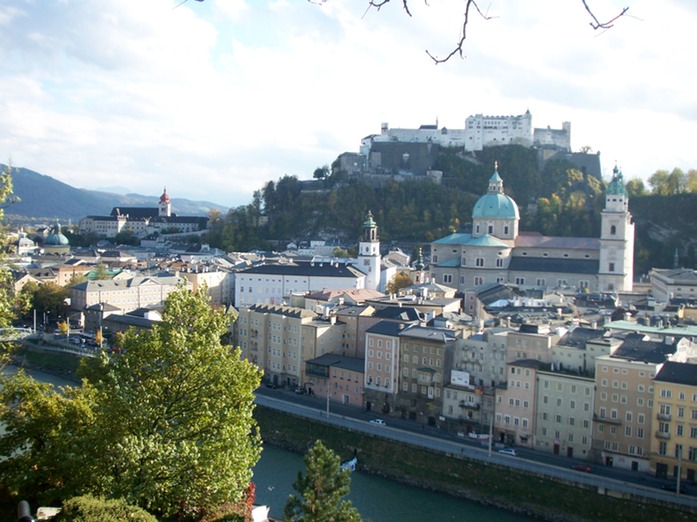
253, 444, 533, 522
5, 366, 533, 521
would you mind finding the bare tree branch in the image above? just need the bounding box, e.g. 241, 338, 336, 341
582, 1, 630, 30
361, 0, 630, 64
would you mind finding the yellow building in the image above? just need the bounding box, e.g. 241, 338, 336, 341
651, 361, 697, 483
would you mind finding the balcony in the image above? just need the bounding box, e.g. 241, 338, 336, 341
593, 413, 622, 425
459, 401, 480, 410
656, 412, 671, 421
655, 431, 671, 440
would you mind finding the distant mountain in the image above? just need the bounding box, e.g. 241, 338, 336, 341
2, 165, 228, 223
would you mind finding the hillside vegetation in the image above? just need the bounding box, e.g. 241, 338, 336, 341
205, 145, 696, 275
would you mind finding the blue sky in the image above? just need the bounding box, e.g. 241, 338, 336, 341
1, 0, 696, 208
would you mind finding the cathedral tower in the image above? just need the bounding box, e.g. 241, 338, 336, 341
598, 166, 635, 292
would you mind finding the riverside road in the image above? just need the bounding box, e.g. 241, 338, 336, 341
255, 386, 697, 510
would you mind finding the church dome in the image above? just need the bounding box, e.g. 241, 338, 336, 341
472, 166, 519, 220
160, 187, 170, 204
45, 222, 70, 246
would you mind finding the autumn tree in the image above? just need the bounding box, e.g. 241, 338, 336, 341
0, 287, 263, 520
284, 440, 361, 522
386, 271, 413, 295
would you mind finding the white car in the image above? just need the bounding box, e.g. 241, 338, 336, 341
369, 419, 386, 426
498, 448, 517, 456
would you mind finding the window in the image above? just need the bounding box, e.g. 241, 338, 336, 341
496, 258, 504, 268
609, 262, 615, 272
515, 277, 525, 285
610, 225, 617, 235
443, 274, 453, 284
475, 258, 484, 267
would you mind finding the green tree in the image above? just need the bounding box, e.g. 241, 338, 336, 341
625, 178, 648, 198
53, 495, 158, 522
0, 288, 263, 520
284, 440, 361, 522
386, 271, 413, 295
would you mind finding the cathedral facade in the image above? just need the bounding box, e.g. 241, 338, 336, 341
429, 165, 634, 295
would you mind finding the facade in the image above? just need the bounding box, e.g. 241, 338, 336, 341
430, 165, 634, 296
394, 325, 457, 425
592, 335, 697, 471
495, 360, 542, 447
650, 361, 697, 482
534, 371, 595, 459
649, 268, 697, 302
70, 274, 187, 314
234, 262, 366, 308
304, 353, 365, 408
364, 321, 404, 414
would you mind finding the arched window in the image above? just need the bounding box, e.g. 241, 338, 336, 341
610, 225, 617, 235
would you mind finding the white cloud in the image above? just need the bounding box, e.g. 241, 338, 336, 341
0, 0, 695, 207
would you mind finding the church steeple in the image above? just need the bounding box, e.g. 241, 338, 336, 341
358, 210, 381, 291
159, 187, 171, 217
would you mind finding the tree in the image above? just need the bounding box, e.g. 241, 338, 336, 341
313, 165, 329, 180
284, 440, 361, 522
625, 178, 648, 198
52, 495, 158, 522
0, 288, 263, 520
386, 271, 413, 295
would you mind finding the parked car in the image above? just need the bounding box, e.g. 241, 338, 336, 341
369, 419, 386, 426
572, 464, 592, 473
662, 483, 688, 494
498, 448, 517, 456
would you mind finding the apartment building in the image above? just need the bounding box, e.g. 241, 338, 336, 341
304, 353, 365, 408
364, 321, 404, 414
592, 335, 697, 471
495, 360, 543, 447
651, 361, 697, 482
395, 326, 457, 425
535, 371, 595, 459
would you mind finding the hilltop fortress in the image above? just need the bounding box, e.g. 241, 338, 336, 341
336, 110, 600, 181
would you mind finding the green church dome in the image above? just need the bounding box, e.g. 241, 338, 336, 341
472, 166, 520, 220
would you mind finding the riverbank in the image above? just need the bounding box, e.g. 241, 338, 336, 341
254, 406, 694, 522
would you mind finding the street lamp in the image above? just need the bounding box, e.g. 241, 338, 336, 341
326, 390, 330, 419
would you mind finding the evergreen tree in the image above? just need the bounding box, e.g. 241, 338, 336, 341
284, 440, 361, 522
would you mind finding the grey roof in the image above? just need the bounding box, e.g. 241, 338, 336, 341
104, 314, 158, 329
239, 262, 364, 279
399, 325, 457, 342
508, 256, 599, 274
247, 303, 316, 319
366, 320, 411, 336
372, 306, 423, 322
557, 327, 605, 349
515, 232, 600, 250
654, 361, 697, 386
305, 353, 364, 373
611, 333, 677, 363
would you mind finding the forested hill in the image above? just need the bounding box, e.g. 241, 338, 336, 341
203, 145, 697, 276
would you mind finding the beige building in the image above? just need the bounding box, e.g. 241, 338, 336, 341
535, 371, 595, 459
237, 304, 344, 389
70, 274, 187, 314
650, 361, 697, 482
495, 360, 543, 447
592, 335, 697, 472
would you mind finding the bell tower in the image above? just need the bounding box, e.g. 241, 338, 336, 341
159, 187, 171, 217
598, 165, 635, 292
358, 210, 381, 290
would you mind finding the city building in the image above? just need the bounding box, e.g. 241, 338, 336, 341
650, 361, 697, 482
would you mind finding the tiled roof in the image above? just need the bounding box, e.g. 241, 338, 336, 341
611, 334, 676, 363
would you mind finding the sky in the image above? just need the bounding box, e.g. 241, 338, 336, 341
1, 0, 696, 209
